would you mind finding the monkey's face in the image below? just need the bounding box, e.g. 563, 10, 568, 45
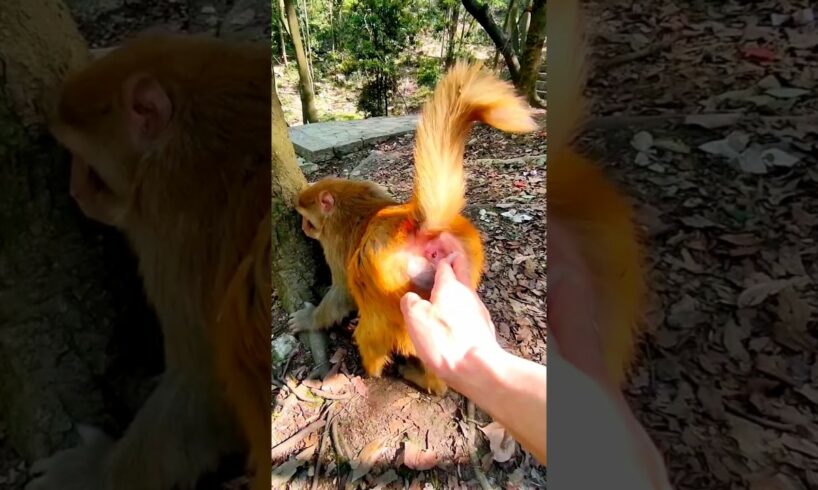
296, 183, 337, 241
51, 71, 173, 227
296, 208, 323, 240
51, 122, 135, 226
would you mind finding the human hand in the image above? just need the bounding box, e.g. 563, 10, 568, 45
547, 216, 609, 383
400, 253, 502, 386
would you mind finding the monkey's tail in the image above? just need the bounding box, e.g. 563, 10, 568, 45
411, 62, 537, 232
547, 0, 588, 155
548, 0, 647, 383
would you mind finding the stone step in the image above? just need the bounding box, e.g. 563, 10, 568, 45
288, 115, 419, 162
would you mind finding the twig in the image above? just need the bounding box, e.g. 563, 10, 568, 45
311, 404, 336, 490
279, 344, 299, 379
330, 414, 351, 461
467, 400, 492, 490
283, 378, 317, 402
725, 401, 796, 432
308, 387, 352, 400
473, 154, 546, 166
598, 33, 690, 69
270, 416, 327, 462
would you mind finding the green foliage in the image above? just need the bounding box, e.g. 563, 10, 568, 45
340, 0, 422, 115
416, 57, 441, 88
275, 0, 524, 117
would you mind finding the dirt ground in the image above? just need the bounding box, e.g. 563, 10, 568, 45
0, 2, 270, 489
580, 1, 818, 489
271, 114, 547, 489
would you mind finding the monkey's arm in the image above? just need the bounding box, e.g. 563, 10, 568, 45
289, 284, 355, 332
27, 372, 239, 490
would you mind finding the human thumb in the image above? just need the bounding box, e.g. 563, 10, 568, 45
401, 292, 435, 336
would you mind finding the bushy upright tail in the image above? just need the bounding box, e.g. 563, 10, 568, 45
548, 1, 647, 383
412, 62, 538, 232
547, 0, 588, 154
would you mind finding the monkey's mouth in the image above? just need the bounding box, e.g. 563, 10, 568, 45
86, 166, 108, 194
70, 158, 112, 202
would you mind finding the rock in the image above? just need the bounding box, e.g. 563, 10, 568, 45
350, 150, 399, 178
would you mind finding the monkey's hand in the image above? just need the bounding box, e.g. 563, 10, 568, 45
26, 424, 113, 490
289, 302, 318, 332
289, 287, 355, 333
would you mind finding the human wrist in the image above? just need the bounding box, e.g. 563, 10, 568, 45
442, 343, 510, 399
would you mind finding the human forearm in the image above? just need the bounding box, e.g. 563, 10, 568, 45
446, 347, 547, 465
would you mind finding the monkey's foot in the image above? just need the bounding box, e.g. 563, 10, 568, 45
360, 351, 389, 379
26, 424, 113, 490
399, 363, 448, 396
288, 302, 316, 332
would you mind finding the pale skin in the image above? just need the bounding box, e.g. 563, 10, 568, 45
400, 248, 672, 488
400, 253, 547, 464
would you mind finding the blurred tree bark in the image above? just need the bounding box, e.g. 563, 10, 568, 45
270, 74, 329, 377
0, 0, 161, 462
518, 0, 545, 107
284, 0, 319, 124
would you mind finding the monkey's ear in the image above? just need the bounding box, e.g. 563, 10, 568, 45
123, 74, 172, 148
318, 191, 335, 214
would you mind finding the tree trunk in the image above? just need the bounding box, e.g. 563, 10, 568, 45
0, 0, 162, 461
329, 0, 336, 51
284, 0, 319, 124
270, 75, 330, 376
444, 2, 461, 68
299, 0, 314, 81
279, 23, 288, 66
509, 0, 520, 55
492, 0, 515, 69
518, 0, 545, 108
517, 0, 531, 52
462, 0, 520, 83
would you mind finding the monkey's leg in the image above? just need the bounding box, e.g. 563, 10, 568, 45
28, 372, 241, 490
289, 285, 355, 332
395, 335, 448, 395
399, 360, 448, 396
105, 372, 242, 489
353, 313, 393, 378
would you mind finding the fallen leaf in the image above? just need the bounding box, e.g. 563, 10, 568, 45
349, 437, 389, 482
271, 445, 315, 484
631, 131, 654, 151
766, 87, 810, 99
796, 385, 818, 407
402, 440, 439, 470
761, 148, 800, 168
654, 138, 691, 154
350, 375, 369, 397
741, 45, 776, 62
372, 469, 399, 489
685, 113, 743, 128
697, 384, 725, 419
737, 279, 795, 307
774, 287, 814, 351
723, 320, 751, 363
329, 347, 347, 364
479, 421, 517, 462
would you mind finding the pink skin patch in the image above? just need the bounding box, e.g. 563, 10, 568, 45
404, 231, 467, 291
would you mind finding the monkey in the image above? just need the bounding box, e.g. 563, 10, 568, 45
290, 63, 538, 395
547, 0, 646, 387
547, 1, 671, 487
27, 35, 271, 490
